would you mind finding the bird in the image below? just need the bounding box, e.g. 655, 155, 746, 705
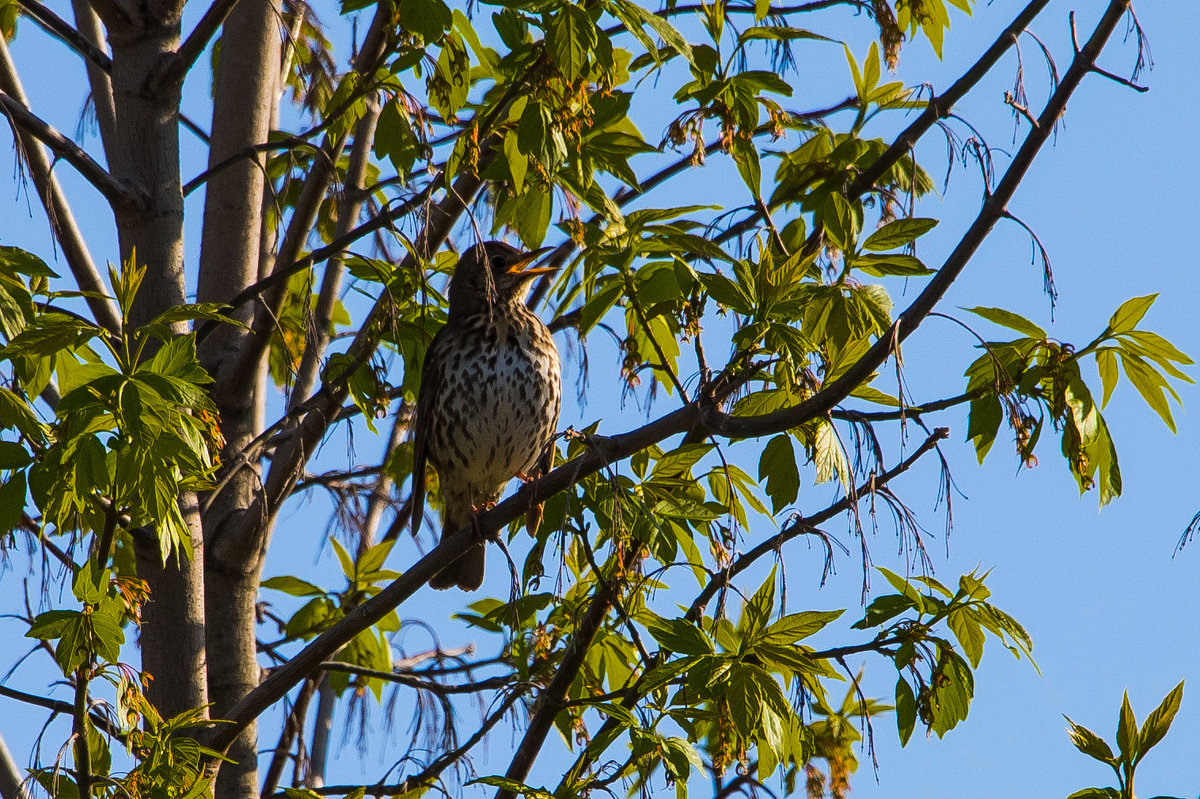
411, 241, 562, 591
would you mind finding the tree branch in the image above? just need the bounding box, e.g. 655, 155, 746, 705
0, 683, 121, 740
15, 0, 111, 72
687, 427, 950, 620
0, 90, 144, 211
704, 0, 1134, 439
155, 0, 246, 91
0, 37, 122, 335
314, 661, 512, 694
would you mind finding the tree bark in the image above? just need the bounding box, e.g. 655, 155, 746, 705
97, 0, 208, 722
194, 1, 284, 797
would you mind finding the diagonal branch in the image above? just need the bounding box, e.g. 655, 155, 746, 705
714, 0, 1053, 249
15, 0, 111, 71
687, 427, 950, 620
0, 38, 122, 335
0, 90, 144, 211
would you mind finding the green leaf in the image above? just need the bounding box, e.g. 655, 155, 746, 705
843, 43, 863, 96
1116, 691, 1138, 761
1137, 681, 1184, 758
822, 192, 857, 251
852, 593, 917, 629
757, 610, 843, 645
27, 609, 81, 641
852, 253, 933, 277
1118, 352, 1178, 432
504, 131, 527, 193
651, 443, 712, 478
613, 0, 695, 67
1096, 348, 1118, 407
1064, 716, 1115, 763
738, 26, 831, 45
73, 566, 110, 605
758, 434, 799, 514
467, 777, 553, 799
91, 596, 126, 663
0, 471, 25, 533
1066, 790, 1121, 799
896, 677, 916, 745
331, 538, 355, 580
396, 0, 451, 40
740, 569, 776, 639
730, 137, 762, 199
929, 650, 973, 737
0, 440, 29, 469
261, 575, 328, 597
947, 608, 985, 668
814, 418, 849, 489
963, 306, 1046, 339
648, 611, 710, 652
548, 4, 597, 80
0, 245, 57, 278
579, 280, 622, 336
698, 271, 752, 314
373, 99, 421, 176
1108, 293, 1156, 335
53, 613, 90, 673
286, 596, 337, 639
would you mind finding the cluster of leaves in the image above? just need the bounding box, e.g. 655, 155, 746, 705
964, 295, 1191, 506
457, 559, 1032, 799
0, 254, 233, 794
261, 538, 403, 699
1065, 682, 1185, 799
0, 252, 225, 558
25, 566, 221, 799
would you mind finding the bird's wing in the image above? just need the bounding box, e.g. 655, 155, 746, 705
410, 326, 448, 539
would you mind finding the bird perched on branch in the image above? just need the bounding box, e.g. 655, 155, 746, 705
411, 241, 562, 591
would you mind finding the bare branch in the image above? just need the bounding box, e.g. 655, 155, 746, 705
15, 0, 111, 72
0, 90, 144, 211
0, 684, 122, 740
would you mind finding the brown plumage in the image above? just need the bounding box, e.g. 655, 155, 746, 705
411, 241, 562, 591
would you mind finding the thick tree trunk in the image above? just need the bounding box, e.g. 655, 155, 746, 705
194, 1, 283, 797
100, 1, 208, 722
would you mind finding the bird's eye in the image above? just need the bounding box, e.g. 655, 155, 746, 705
490, 256, 505, 269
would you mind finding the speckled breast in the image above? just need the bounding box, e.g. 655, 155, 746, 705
426, 307, 561, 499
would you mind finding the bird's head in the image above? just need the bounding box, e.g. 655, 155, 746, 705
448, 241, 556, 318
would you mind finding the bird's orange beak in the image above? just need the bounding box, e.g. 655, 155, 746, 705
506, 246, 558, 277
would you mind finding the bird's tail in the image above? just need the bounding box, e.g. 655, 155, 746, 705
430, 518, 485, 591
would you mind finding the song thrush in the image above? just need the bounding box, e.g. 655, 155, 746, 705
411, 241, 562, 591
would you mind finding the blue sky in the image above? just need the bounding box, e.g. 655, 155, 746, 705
1, 1, 1198, 797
